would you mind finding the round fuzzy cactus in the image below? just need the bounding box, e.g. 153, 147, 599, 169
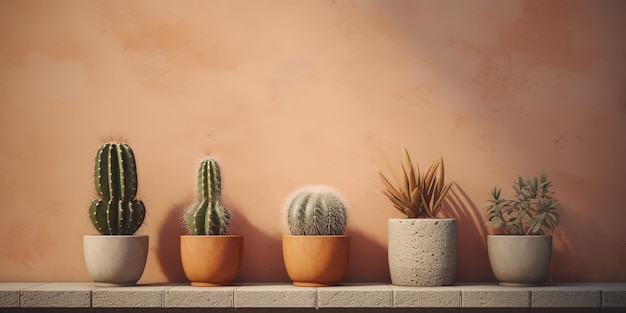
184, 157, 231, 235
89, 143, 146, 235
285, 186, 348, 236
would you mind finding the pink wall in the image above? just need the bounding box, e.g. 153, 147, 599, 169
1, 0, 625, 283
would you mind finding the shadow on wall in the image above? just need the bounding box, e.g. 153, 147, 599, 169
446, 185, 592, 283
231, 217, 389, 283
548, 202, 590, 282
156, 199, 190, 282
227, 198, 290, 283
549, 220, 577, 282
156, 197, 389, 283
157, 185, 496, 283
231, 202, 389, 283
344, 226, 390, 283
445, 185, 495, 282
157, 196, 290, 283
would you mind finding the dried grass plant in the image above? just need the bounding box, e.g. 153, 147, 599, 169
379, 149, 453, 218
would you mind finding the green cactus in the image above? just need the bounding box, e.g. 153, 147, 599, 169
184, 158, 231, 235
285, 186, 348, 236
89, 143, 146, 235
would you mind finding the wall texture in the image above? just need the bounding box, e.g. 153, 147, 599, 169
1, 0, 625, 283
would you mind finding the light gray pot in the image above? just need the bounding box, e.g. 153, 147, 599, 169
388, 218, 457, 286
83, 235, 149, 286
487, 235, 552, 286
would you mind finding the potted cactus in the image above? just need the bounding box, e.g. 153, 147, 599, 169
83, 142, 148, 286
180, 157, 243, 286
484, 172, 560, 286
282, 185, 350, 287
378, 148, 456, 286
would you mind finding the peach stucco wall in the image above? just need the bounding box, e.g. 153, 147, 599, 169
1, 0, 625, 283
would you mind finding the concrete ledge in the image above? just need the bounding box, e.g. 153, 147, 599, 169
392, 286, 461, 308
235, 284, 316, 308
0, 282, 624, 309
460, 284, 531, 308
318, 284, 392, 308
0, 283, 44, 308
165, 285, 236, 308
531, 284, 602, 308
604, 289, 626, 308
19, 282, 96, 308
92, 284, 173, 308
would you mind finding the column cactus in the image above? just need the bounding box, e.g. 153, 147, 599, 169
184, 157, 231, 235
285, 185, 348, 236
89, 143, 146, 235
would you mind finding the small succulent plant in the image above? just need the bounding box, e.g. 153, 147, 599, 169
184, 157, 231, 235
379, 148, 453, 218
284, 185, 348, 236
484, 172, 560, 235
89, 143, 146, 235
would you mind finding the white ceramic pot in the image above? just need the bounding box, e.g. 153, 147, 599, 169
83, 235, 149, 286
388, 218, 456, 286
487, 235, 552, 286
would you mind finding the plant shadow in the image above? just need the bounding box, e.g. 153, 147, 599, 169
157, 196, 289, 283
156, 198, 191, 282
344, 226, 390, 283
444, 184, 495, 282
157, 199, 388, 283
226, 197, 290, 283
547, 204, 580, 282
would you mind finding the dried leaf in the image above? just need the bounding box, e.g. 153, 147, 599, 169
379, 150, 453, 219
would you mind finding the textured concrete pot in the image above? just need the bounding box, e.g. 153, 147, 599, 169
488, 235, 552, 286
180, 235, 244, 286
282, 235, 351, 287
83, 235, 148, 286
388, 218, 456, 286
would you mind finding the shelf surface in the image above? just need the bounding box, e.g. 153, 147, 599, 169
1, 282, 625, 309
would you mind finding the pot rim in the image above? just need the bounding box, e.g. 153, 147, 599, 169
388, 217, 457, 221
487, 234, 552, 238
282, 234, 351, 238
83, 234, 148, 238
180, 234, 243, 238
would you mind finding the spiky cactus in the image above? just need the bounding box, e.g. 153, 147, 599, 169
184, 158, 231, 235
89, 143, 146, 235
285, 186, 348, 236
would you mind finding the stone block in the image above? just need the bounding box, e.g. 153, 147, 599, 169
460, 284, 530, 308
19, 282, 96, 307
165, 285, 235, 307
0, 283, 44, 307
532, 285, 601, 308
604, 290, 626, 307
600, 283, 626, 308
392, 285, 461, 307
234, 284, 316, 308
92, 284, 172, 307
317, 284, 392, 308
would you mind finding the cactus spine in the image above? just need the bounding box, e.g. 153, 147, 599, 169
285, 186, 348, 236
184, 158, 231, 235
89, 143, 146, 235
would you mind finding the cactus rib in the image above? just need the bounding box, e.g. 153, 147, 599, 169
89, 199, 146, 235
89, 143, 145, 235
94, 143, 138, 201
285, 186, 348, 236
184, 158, 231, 236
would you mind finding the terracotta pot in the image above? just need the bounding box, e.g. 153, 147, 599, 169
388, 218, 457, 286
488, 235, 552, 286
282, 235, 351, 287
83, 235, 149, 286
180, 235, 244, 286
